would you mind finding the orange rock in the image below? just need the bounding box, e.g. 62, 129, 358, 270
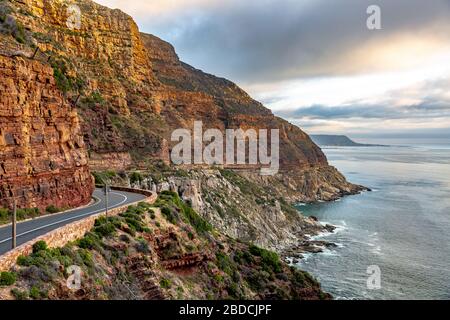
0, 55, 94, 211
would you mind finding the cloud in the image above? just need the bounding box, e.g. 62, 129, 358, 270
274, 74, 450, 136
95, 0, 450, 138
275, 75, 450, 121
98, 0, 450, 83
277, 101, 450, 120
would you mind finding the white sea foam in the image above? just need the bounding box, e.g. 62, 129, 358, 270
371, 245, 382, 255
321, 249, 338, 257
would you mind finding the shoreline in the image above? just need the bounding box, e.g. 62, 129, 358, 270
281, 190, 368, 264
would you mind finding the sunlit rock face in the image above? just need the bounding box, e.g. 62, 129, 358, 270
0, 0, 362, 210
0, 55, 94, 210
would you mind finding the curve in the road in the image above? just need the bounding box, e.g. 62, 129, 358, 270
0, 188, 147, 255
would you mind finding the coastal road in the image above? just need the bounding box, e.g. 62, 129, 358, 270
0, 188, 147, 256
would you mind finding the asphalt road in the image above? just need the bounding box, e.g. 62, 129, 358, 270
0, 188, 146, 255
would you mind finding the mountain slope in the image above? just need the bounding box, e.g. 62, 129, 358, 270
0, 0, 364, 249
3, 0, 332, 172
0, 196, 331, 300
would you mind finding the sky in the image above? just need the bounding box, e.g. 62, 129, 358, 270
96, 0, 450, 139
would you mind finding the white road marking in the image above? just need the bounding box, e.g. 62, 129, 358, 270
0, 192, 129, 245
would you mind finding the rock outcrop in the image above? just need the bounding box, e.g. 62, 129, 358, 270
4, 0, 354, 182
101, 168, 350, 254
0, 197, 331, 300
1, 0, 363, 212
0, 54, 94, 210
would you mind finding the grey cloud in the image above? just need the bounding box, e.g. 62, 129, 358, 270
138, 0, 450, 82
276, 101, 450, 121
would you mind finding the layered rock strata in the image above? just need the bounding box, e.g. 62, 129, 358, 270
0, 54, 94, 210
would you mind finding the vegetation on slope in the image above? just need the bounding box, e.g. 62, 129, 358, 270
0, 206, 63, 226
0, 196, 330, 300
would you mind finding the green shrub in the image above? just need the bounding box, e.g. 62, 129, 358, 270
94, 216, 108, 226
0, 272, 16, 286
233, 251, 243, 264
123, 205, 146, 217
216, 252, 236, 276
125, 217, 145, 232
94, 222, 116, 238
227, 282, 240, 298
129, 171, 143, 185
242, 251, 254, 264
161, 206, 177, 224
182, 205, 212, 234
138, 202, 152, 210
156, 191, 212, 234
45, 205, 60, 214
249, 245, 282, 273
32, 241, 48, 254
249, 245, 263, 256
78, 249, 94, 267
50, 58, 73, 93
292, 269, 317, 287
11, 288, 28, 300
160, 278, 171, 289
14, 21, 26, 43
77, 233, 99, 250
0, 208, 9, 222
29, 286, 41, 300
15, 208, 40, 221
90, 91, 104, 104
92, 170, 117, 185
246, 270, 269, 291
16, 254, 32, 266
93, 172, 104, 185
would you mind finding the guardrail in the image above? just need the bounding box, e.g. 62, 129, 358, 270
0, 187, 157, 271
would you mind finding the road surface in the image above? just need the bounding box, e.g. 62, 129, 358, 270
0, 188, 146, 255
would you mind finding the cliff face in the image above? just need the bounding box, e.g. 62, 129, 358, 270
0, 54, 94, 210
5, 0, 330, 171
1, 0, 362, 208
141, 32, 329, 170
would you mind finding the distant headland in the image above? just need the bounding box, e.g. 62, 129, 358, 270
310, 135, 386, 147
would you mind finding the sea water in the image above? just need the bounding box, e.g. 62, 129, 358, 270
295, 139, 450, 300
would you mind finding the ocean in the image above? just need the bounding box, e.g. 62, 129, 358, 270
295, 139, 450, 300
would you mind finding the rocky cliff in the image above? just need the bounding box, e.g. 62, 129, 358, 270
0, 0, 363, 246
2, 0, 342, 173
0, 52, 94, 211
95, 167, 352, 255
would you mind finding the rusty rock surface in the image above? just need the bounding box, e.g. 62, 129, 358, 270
0, 55, 94, 210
